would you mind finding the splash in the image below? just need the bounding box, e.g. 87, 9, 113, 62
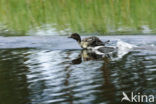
116, 40, 137, 59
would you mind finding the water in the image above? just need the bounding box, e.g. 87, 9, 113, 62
0, 35, 156, 104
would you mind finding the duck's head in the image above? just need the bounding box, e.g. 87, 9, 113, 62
68, 33, 81, 42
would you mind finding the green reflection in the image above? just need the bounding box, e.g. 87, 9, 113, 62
0, 49, 30, 104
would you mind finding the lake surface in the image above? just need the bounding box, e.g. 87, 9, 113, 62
0, 35, 156, 104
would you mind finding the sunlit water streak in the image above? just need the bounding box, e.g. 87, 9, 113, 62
0, 36, 156, 104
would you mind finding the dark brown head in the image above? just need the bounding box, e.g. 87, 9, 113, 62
68, 33, 81, 42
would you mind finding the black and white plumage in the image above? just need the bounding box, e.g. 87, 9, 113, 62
68, 33, 110, 49
91, 46, 118, 57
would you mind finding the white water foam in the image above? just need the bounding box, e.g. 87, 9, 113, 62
89, 40, 137, 60
116, 40, 137, 59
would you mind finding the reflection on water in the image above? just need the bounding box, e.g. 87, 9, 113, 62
0, 45, 156, 104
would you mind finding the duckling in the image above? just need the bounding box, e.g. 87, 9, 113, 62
68, 33, 110, 49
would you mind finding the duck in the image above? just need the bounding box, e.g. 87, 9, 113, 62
68, 33, 110, 49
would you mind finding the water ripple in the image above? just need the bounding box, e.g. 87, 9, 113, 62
0, 36, 156, 104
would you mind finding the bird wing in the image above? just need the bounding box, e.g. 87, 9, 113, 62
97, 47, 115, 53
82, 36, 104, 47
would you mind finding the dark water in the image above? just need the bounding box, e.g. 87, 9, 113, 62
0, 35, 156, 104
